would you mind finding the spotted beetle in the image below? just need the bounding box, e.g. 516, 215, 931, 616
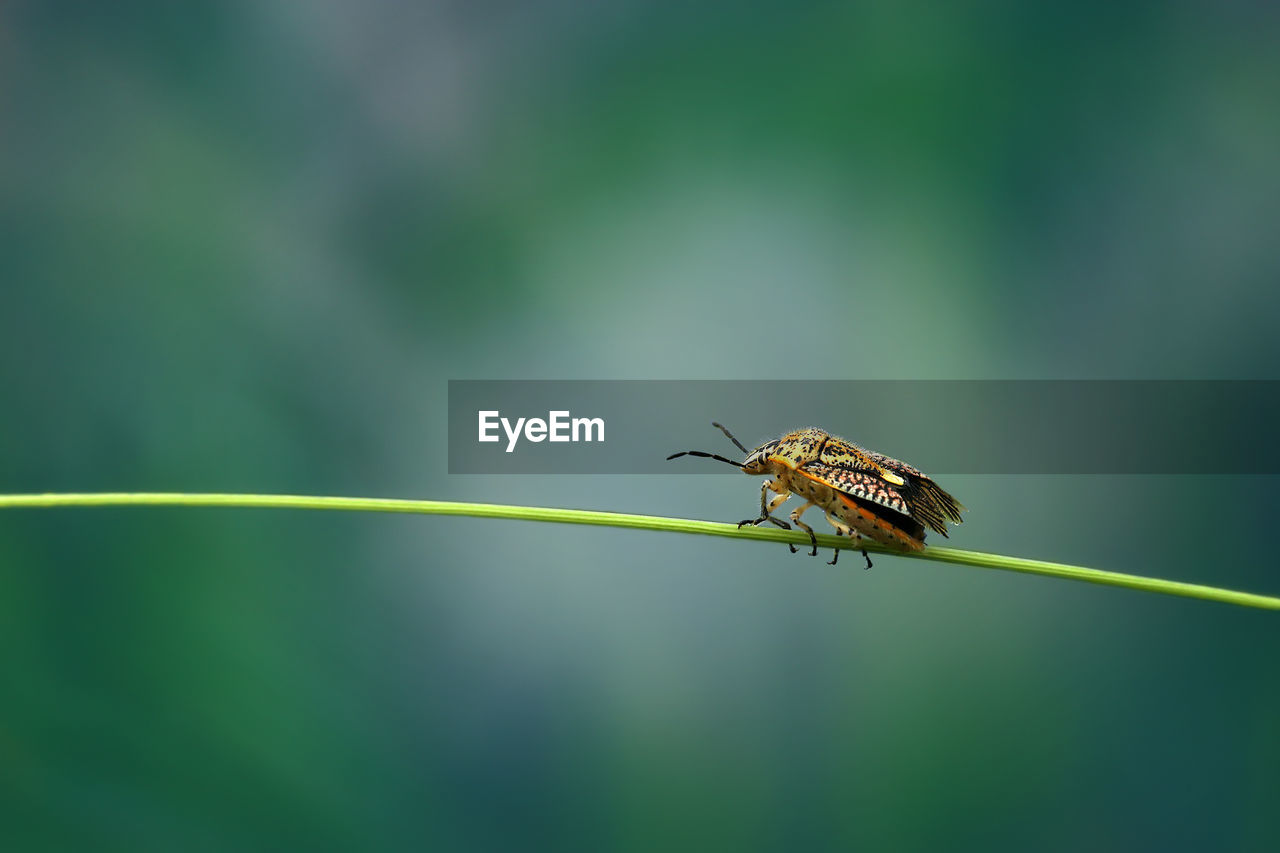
668, 423, 965, 567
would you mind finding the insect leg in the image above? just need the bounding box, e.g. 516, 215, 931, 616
790, 501, 819, 556
823, 512, 857, 566
763, 485, 791, 528
823, 510, 873, 570
739, 480, 791, 527
738, 480, 796, 552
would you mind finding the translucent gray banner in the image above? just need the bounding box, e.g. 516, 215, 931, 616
447, 380, 1280, 474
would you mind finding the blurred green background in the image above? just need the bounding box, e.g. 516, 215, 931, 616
2, 1, 1278, 850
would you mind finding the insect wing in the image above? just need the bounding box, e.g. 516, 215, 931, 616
815, 437, 885, 474
830, 445, 966, 535
795, 462, 912, 516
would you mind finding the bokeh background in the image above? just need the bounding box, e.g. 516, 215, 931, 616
3, 1, 1278, 850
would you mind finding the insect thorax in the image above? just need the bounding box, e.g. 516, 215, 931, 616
763, 428, 832, 469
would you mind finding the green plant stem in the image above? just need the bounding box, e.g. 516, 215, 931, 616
1, 492, 1276, 610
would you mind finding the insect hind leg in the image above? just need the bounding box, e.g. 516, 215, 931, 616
822, 512, 872, 568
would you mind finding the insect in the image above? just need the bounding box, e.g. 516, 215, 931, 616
668, 423, 965, 568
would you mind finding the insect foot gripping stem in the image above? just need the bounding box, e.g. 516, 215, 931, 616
669, 423, 965, 567
737, 479, 795, 550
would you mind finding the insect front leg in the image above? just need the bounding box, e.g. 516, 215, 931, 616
790, 501, 819, 557
739, 479, 796, 552
739, 479, 792, 528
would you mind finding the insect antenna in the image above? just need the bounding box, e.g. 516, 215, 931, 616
666, 450, 746, 470
711, 422, 751, 454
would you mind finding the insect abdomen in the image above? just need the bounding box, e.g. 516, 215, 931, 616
834, 491, 927, 551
